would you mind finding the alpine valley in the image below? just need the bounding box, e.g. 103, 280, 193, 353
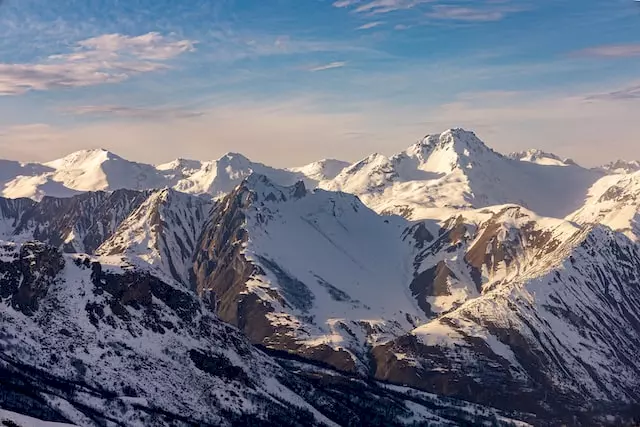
1, 129, 640, 426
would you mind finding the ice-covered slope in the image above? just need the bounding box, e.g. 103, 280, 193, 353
155, 157, 204, 178
322, 129, 601, 220
43, 149, 168, 193
0, 128, 623, 227
1, 150, 161, 200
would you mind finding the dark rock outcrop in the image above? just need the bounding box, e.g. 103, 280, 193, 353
0, 241, 65, 315
5, 190, 150, 254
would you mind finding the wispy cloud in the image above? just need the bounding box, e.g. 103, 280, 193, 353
357, 21, 385, 30
585, 84, 640, 101
426, 6, 516, 22
354, 0, 431, 15
76, 33, 195, 60
308, 61, 347, 72
335, 0, 525, 25
0, 32, 195, 96
61, 105, 204, 120
573, 44, 640, 58
200, 32, 375, 63
333, 0, 361, 8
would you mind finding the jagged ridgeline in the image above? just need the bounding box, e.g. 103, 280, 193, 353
2, 129, 640, 426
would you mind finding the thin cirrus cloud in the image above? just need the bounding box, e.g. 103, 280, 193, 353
355, 0, 431, 15
573, 44, 640, 58
585, 84, 640, 101
334, 0, 523, 23
0, 32, 195, 96
62, 105, 205, 120
426, 6, 514, 22
357, 21, 385, 30
332, 0, 361, 8
308, 61, 347, 72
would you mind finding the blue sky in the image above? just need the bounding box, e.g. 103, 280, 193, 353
0, 0, 639, 166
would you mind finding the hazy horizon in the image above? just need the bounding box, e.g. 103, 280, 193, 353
0, 126, 634, 170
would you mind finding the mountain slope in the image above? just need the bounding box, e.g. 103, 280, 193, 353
373, 218, 640, 424
569, 171, 640, 240
3, 190, 150, 254
287, 159, 350, 186
0, 240, 527, 427
192, 175, 427, 372
188, 175, 640, 423
0, 197, 35, 239
97, 188, 211, 286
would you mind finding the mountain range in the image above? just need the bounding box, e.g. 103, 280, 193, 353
1, 128, 640, 426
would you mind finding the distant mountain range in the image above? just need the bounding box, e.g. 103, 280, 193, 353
1, 129, 640, 426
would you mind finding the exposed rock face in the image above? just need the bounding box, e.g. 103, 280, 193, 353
192, 181, 258, 328
0, 198, 36, 238
3, 190, 150, 253
191, 178, 350, 370
0, 241, 65, 315
1, 189, 210, 288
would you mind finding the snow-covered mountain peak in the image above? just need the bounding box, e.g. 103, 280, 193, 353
240, 173, 307, 205
400, 128, 500, 174
508, 148, 576, 167
155, 157, 203, 173
44, 148, 121, 169
420, 128, 487, 149
598, 159, 640, 174
217, 151, 252, 167
288, 158, 350, 182
419, 128, 491, 153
